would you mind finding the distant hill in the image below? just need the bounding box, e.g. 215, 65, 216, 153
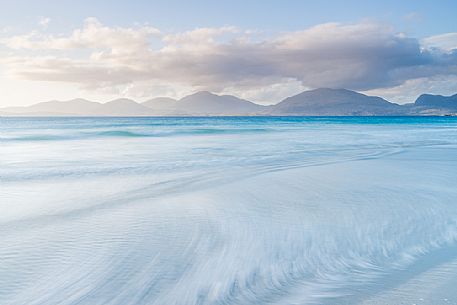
175, 91, 265, 115
0, 92, 265, 116
140, 91, 266, 115
94, 98, 152, 116
142, 97, 178, 115
415, 93, 457, 108
270, 88, 403, 116
1, 98, 101, 116
2, 89, 457, 116
1, 98, 154, 116
412, 93, 457, 115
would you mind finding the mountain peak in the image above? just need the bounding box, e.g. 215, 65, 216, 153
414, 93, 457, 110
142, 97, 178, 114
311, 87, 353, 93
176, 91, 264, 115
273, 88, 401, 116
182, 91, 218, 100
143, 97, 177, 104
104, 98, 138, 105
2, 89, 457, 116
95, 98, 151, 116
300, 88, 367, 98
66, 98, 94, 103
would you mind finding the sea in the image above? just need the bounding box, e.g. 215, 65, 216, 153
1, 116, 457, 305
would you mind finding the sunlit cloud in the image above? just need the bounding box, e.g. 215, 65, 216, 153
1, 18, 456, 103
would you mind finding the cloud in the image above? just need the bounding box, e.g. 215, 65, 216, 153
422, 32, 457, 52
2, 17, 160, 53
362, 75, 457, 104
162, 26, 240, 50
1, 18, 456, 102
38, 17, 51, 29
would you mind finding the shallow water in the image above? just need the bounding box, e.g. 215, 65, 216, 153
1, 116, 457, 305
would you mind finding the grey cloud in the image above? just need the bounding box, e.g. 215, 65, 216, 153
1, 19, 456, 96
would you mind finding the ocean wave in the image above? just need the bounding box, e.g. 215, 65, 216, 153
0, 127, 271, 142
2, 117, 457, 304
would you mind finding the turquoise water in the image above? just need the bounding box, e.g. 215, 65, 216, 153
1, 117, 457, 304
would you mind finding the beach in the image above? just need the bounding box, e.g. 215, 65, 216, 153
1, 117, 457, 304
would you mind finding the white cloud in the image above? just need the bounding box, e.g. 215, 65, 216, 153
1, 18, 456, 103
2, 17, 160, 53
422, 32, 457, 52
38, 17, 51, 29
162, 26, 239, 51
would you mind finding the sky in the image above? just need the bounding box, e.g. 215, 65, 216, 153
0, 0, 456, 107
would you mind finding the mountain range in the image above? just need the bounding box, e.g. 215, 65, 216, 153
1, 88, 457, 116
